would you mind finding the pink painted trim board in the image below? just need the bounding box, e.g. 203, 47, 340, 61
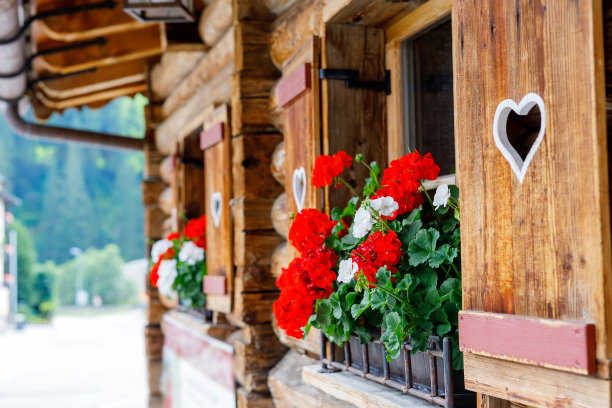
278, 63, 311, 107
200, 122, 224, 150
459, 310, 596, 375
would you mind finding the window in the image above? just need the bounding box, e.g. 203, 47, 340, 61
401, 19, 455, 175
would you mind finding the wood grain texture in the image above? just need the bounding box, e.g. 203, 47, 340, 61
163, 27, 234, 118
464, 353, 611, 408
322, 23, 387, 210
454, 0, 612, 378
282, 38, 321, 225
156, 62, 233, 155
203, 105, 233, 312
34, 24, 164, 75
151, 48, 206, 100
270, 0, 325, 69
278, 63, 312, 107
198, 0, 232, 46
231, 134, 284, 198
323, 0, 424, 28
178, 135, 205, 223
459, 311, 596, 375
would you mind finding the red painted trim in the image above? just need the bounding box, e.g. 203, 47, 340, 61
200, 122, 224, 150
203, 275, 227, 295
459, 310, 596, 374
278, 63, 311, 107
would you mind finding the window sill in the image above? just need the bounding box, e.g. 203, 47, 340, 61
302, 365, 437, 408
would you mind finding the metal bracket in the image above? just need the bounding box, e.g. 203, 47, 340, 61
319, 69, 391, 95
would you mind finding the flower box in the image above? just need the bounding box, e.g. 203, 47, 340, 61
176, 303, 212, 322
320, 331, 475, 408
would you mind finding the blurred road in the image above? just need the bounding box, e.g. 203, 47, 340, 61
0, 309, 152, 408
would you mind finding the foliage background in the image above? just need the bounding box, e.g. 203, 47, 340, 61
1, 95, 147, 316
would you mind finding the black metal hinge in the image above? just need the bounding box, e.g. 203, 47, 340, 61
319, 69, 391, 95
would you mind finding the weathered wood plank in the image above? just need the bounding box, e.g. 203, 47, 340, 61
163, 27, 234, 118
323, 0, 424, 28
234, 231, 285, 268
233, 291, 278, 325
454, 0, 612, 377
464, 353, 611, 408
459, 311, 596, 375
231, 134, 284, 198
322, 24, 387, 210
203, 105, 233, 312
156, 62, 233, 155
198, 0, 232, 46
270, 0, 324, 70
178, 134, 205, 222
35, 24, 165, 74
151, 47, 206, 100
233, 197, 276, 232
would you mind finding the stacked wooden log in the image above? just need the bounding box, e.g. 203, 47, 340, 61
142, 124, 169, 396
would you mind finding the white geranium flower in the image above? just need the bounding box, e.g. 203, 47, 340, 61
337, 259, 359, 283
151, 239, 173, 261
179, 241, 205, 265
157, 259, 177, 298
353, 206, 373, 238
370, 196, 399, 217
433, 184, 451, 210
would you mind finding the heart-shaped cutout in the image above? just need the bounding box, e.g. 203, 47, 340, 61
493, 93, 546, 183
211, 191, 222, 228
292, 167, 306, 212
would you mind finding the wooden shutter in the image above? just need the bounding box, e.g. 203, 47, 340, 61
279, 37, 322, 218
201, 104, 233, 313
177, 133, 205, 230
454, 1, 612, 405
321, 23, 387, 209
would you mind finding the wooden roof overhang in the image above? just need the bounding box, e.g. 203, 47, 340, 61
28, 0, 167, 119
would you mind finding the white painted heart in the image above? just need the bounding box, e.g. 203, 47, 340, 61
211, 192, 222, 228
292, 167, 306, 212
493, 93, 546, 183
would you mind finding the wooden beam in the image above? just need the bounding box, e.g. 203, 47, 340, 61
35, 82, 146, 110
198, 0, 232, 46
36, 59, 149, 100
264, 0, 298, 16
460, 311, 597, 375
464, 353, 612, 408
385, 0, 451, 43
151, 46, 207, 100
155, 62, 233, 155
163, 27, 234, 118
323, 0, 425, 28
35, 4, 142, 42
270, 0, 324, 70
34, 24, 165, 75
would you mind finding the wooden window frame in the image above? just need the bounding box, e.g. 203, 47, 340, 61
385, 0, 454, 189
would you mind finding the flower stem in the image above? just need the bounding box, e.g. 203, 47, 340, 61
337, 176, 359, 197
358, 161, 380, 188
419, 181, 441, 225
450, 262, 461, 278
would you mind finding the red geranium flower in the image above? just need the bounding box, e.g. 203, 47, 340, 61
312, 151, 353, 188
351, 230, 403, 285
150, 261, 161, 287
374, 151, 439, 219
288, 209, 336, 254
273, 287, 315, 339
185, 215, 206, 250
166, 232, 180, 241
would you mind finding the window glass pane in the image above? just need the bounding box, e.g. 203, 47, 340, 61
402, 19, 455, 175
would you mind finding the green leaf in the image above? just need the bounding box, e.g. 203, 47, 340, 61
316, 300, 332, 326
429, 244, 458, 268
342, 197, 360, 218
345, 292, 357, 308
384, 311, 401, 332
408, 229, 439, 266
376, 267, 391, 287
449, 184, 460, 201
444, 302, 459, 325
436, 322, 452, 336
402, 209, 420, 225
442, 217, 459, 233
451, 332, 463, 370
410, 331, 428, 353
371, 289, 387, 310
434, 307, 449, 323
415, 268, 437, 289
440, 278, 461, 296
350, 291, 370, 319
384, 332, 401, 362
331, 207, 343, 221
425, 287, 441, 307
354, 325, 372, 344
340, 234, 360, 251
395, 274, 413, 292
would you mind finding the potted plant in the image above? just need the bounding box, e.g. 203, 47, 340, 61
149, 215, 207, 314
274, 152, 474, 406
